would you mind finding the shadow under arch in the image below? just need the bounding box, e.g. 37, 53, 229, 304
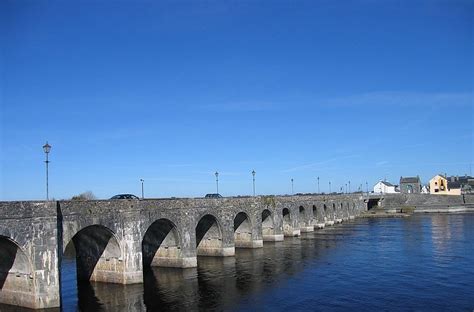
142, 218, 181, 268
196, 214, 224, 256
298, 206, 306, 227
313, 205, 324, 228
282, 208, 297, 236
262, 209, 274, 237
234, 212, 253, 248
282, 208, 291, 224
64, 225, 121, 282
0, 235, 33, 290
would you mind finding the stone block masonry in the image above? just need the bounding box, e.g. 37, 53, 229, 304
0, 194, 365, 309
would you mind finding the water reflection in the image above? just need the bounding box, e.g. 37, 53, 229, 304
78, 282, 144, 312
431, 214, 463, 252
144, 267, 198, 311
1, 214, 473, 311
66, 229, 351, 311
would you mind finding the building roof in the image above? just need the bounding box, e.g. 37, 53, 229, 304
400, 176, 420, 183
434, 174, 473, 182
380, 181, 394, 186
449, 175, 474, 184
447, 181, 462, 189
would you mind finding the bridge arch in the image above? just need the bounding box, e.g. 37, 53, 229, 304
298, 206, 306, 228
262, 209, 275, 238
298, 206, 313, 232
282, 208, 292, 236
312, 205, 318, 223
196, 214, 223, 256
0, 236, 34, 306
234, 212, 253, 248
337, 203, 344, 221
142, 218, 182, 268
64, 225, 122, 282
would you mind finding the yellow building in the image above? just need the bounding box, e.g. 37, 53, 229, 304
429, 174, 461, 195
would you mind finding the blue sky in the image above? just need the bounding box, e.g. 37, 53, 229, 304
1, 0, 473, 200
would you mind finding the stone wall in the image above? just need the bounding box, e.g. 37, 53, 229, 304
377, 193, 474, 213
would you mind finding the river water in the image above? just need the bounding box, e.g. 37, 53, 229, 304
4, 213, 474, 311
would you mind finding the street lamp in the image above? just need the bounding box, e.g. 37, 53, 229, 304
317, 176, 320, 194
42, 142, 51, 201
291, 178, 294, 195
252, 170, 256, 196
345, 183, 347, 194
348, 181, 351, 193
329, 181, 331, 193
366, 181, 368, 195
215, 171, 219, 194
140, 179, 144, 199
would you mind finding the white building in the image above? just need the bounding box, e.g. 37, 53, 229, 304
421, 185, 430, 194
373, 181, 398, 194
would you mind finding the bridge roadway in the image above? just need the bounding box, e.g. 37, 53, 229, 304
0, 194, 366, 309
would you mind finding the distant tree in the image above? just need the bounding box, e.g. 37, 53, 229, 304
71, 191, 97, 201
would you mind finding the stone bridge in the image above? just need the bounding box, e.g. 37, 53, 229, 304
0, 194, 366, 309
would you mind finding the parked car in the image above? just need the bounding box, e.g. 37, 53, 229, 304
205, 193, 222, 198
110, 194, 139, 200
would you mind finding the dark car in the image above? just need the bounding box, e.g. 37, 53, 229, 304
205, 193, 222, 198
110, 194, 140, 200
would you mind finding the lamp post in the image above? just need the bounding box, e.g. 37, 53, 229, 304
345, 183, 347, 194
317, 176, 320, 194
366, 181, 368, 195
348, 181, 351, 193
252, 170, 256, 196
291, 178, 294, 195
42, 142, 51, 201
140, 179, 144, 199
215, 171, 219, 194
329, 181, 331, 194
